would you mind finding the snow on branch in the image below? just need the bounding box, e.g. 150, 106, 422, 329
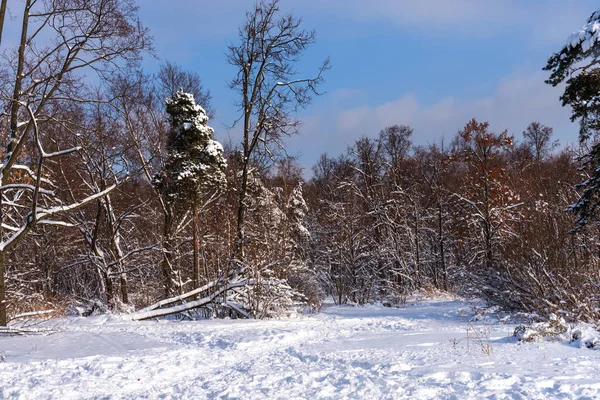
131, 280, 250, 320
0, 184, 117, 252
0, 184, 54, 196
565, 10, 600, 52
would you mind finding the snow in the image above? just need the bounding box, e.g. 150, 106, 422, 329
2, 299, 600, 399
565, 10, 600, 51
204, 139, 223, 158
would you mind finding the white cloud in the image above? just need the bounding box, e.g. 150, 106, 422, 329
290, 69, 577, 169
297, 0, 597, 44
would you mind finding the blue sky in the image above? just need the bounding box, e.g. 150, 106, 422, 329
138, 1, 598, 171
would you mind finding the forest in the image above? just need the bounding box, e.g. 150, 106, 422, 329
1, 0, 600, 328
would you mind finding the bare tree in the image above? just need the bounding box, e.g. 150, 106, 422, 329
0, 0, 149, 325
379, 125, 413, 185
523, 122, 558, 162
156, 61, 213, 117
451, 119, 522, 292
55, 96, 157, 309
226, 0, 329, 262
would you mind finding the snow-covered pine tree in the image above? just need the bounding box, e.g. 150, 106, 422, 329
283, 183, 323, 308
545, 9, 600, 231
285, 183, 310, 252
153, 90, 226, 295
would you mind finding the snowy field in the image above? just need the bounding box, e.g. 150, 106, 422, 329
2, 299, 600, 399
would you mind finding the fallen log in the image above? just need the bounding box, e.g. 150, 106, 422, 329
11, 310, 55, 320
131, 281, 250, 320
131, 278, 292, 320
138, 268, 241, 313
0, 327, 54, 336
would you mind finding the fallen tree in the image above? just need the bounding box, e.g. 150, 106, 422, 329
131, 276, 300, 321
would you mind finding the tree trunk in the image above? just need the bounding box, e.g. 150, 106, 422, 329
438, 202, 448, 291
104, 271, 113, 307
0, 251, 6, 326
120, 273, 129, 305
0, 0, 7, 45
104, 195, 129, 305
192, 196, 200, 288
162, 212, 174, 298
414, 209, 421, 288
236, 162, 249, 260
485, 220, 493, 270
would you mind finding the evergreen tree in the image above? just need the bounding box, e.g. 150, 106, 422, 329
545, 9, 600, 231
285, 183, 310, 251
154, 90, 226, 206
153, 90, 227, 294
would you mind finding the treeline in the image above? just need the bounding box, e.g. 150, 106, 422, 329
6, 106, 600, 322
304, 122, 600, 321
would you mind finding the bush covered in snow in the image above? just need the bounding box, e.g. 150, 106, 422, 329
513, 314, 600, 350
513, 314, 568, 342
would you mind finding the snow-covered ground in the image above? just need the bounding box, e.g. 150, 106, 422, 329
1, 299, 600, 399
